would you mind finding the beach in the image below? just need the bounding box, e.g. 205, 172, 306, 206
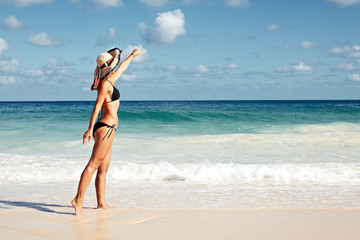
1, 100, 360, 239
1, 181, 360, 239
1, 201, 359, 240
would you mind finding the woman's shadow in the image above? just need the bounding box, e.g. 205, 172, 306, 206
0, 200, 81, 215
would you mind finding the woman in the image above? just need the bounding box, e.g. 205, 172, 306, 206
72, 45, 142, 216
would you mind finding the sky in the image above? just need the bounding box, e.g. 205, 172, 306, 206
0, 0, 359, 101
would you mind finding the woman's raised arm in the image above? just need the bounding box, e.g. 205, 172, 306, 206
110, 45, 143, 82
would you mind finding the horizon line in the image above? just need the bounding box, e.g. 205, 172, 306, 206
1, 99, 360, 103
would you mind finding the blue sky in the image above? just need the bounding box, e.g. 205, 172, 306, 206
0, 0, 359, 101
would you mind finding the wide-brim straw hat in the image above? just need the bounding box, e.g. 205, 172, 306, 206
91, 47, 122, 90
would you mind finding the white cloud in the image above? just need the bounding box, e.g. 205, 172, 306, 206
95, 28, 117, 46
107, 28, 116, 38
70, 0, 123, 10
301, 40, 316, 50
140, 0, 168, 8
123, 45, 149, 63
196, 65, 210, 74
348, 73, 360, 81
135, 64, 151, 71
0, 39, 19, 85
145, 9, 186, 44
167, 65, 177, 71
24, 69, 44, 77
0, 38, 9, 56
330, 45, 360, 58
121, 74, 136, 81
28, 32, 63, 47
20, 56, 79, 88
91, 0, 123, 7
328, 0, 360, 6
267, 24, 280, 32
42, 56, 69, 75
2, 15, 24, 30
224, 0, 250, 7
0, 75, 16, 85
226, 63, 239, 69
277, 61, 314, 73
25, 56, 72, 83
284, 44, 291, 50
335, 63, 360, 71
138, 22, 147, 30
0, 58, 19, 73
0, 0, 53, 7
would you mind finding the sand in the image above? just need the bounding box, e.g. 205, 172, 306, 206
0, 201, 359, 240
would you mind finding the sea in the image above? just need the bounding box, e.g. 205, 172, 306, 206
0, 100, 359, 210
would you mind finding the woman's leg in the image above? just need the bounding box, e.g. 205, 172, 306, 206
72, 127, 114, 215
95, 146, 111, 209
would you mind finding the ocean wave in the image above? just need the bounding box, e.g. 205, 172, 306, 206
1, 154, 359, 184
109, 161, 360, 184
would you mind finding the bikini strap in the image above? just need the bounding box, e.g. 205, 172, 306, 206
102, 124, 116, 140
106, 79, 115, 88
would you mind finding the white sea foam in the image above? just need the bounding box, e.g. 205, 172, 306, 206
111, 130, 360, 165
110, 161, 360, 184
2, 121, 360, 163
1, 153, 359, 184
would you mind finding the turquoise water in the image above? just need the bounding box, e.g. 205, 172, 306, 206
1, 100, 360, 208
0, 100, 360, 174
2, 100, 360, 137
1, 100, 360, 160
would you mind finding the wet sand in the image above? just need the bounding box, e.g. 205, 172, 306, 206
0, 201, 359, 240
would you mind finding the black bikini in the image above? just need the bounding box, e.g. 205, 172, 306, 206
93, 80, 120, 140
104, 80, 120, 104
93, 122, 116, 140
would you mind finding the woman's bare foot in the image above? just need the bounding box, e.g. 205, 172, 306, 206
97, 203, 112, 209
71, 198, 83, 216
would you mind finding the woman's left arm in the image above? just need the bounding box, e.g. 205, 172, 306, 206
110, 45, 143, 82
82, 84, 108, 144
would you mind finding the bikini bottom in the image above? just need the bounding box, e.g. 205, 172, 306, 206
93, 122, 116, 140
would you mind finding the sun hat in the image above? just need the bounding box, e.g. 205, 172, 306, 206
91, 47, 122, 91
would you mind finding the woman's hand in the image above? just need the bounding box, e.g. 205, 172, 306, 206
132, 45, 143, 57
111, 45, 143, 81
83, 129, 92, 144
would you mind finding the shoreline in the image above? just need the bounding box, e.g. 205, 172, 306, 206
1, 205, 359, 240
2, 181, 359, 210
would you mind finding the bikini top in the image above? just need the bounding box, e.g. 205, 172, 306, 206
104, 80, 120, 104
